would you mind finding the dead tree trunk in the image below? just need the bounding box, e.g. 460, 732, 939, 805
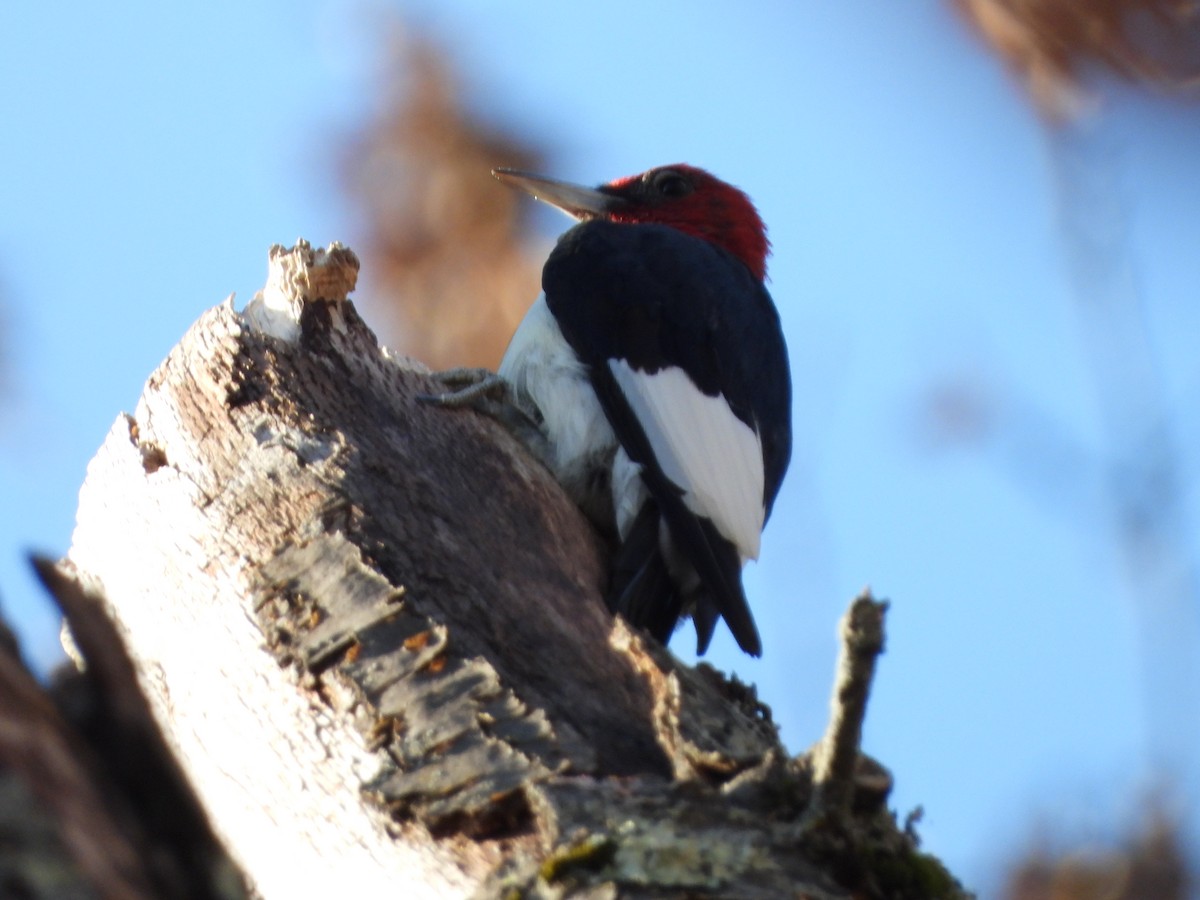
39, 241, 968, 898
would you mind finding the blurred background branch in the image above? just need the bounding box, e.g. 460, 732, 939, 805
1003, 808, 1189, 898
340, 27, 543, 369
953, 0, 1200, 118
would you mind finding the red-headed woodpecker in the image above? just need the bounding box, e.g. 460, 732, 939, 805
431, 165, 791, 657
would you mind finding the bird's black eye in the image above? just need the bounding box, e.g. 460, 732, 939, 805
650, 169, 693, 199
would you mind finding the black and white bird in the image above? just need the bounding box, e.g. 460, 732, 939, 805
434, 164, 791, 657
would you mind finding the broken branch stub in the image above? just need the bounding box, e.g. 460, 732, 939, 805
809, 591, 891, 822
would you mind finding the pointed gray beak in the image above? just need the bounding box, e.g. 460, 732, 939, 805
492, 167, 621, 220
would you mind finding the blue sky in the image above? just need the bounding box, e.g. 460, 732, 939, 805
3, 2, 1199, 893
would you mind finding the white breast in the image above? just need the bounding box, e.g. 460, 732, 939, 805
499, 295, 617, 513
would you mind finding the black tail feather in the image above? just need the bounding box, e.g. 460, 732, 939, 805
608, 501, 683, 644
688, 517, 761, 656
606, 497, 761, 657
587, 367, 763, 655
692, 596, 719, 655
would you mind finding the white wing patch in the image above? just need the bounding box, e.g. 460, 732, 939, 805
608, 360, 765, 561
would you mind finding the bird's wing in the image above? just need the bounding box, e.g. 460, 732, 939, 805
606, 359, 764, 559
544, 220, 791, 655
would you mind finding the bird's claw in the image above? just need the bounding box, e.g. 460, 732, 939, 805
417, 368, 511, 408
419, 367, 552, 465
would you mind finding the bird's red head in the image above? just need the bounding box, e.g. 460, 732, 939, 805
494, 164, 771, 281
598, 165, 770, 281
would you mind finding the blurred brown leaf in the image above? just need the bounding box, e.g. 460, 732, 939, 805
952, 0, 1200, 117
1004, 810, 1191, 900
341, 29, 545, 369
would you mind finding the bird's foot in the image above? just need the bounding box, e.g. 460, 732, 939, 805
418, 367, 509, 408
419, 368, 551, 463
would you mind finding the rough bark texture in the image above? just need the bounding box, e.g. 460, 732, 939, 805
0, 563, 244, 900
46, 241, 969, 898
